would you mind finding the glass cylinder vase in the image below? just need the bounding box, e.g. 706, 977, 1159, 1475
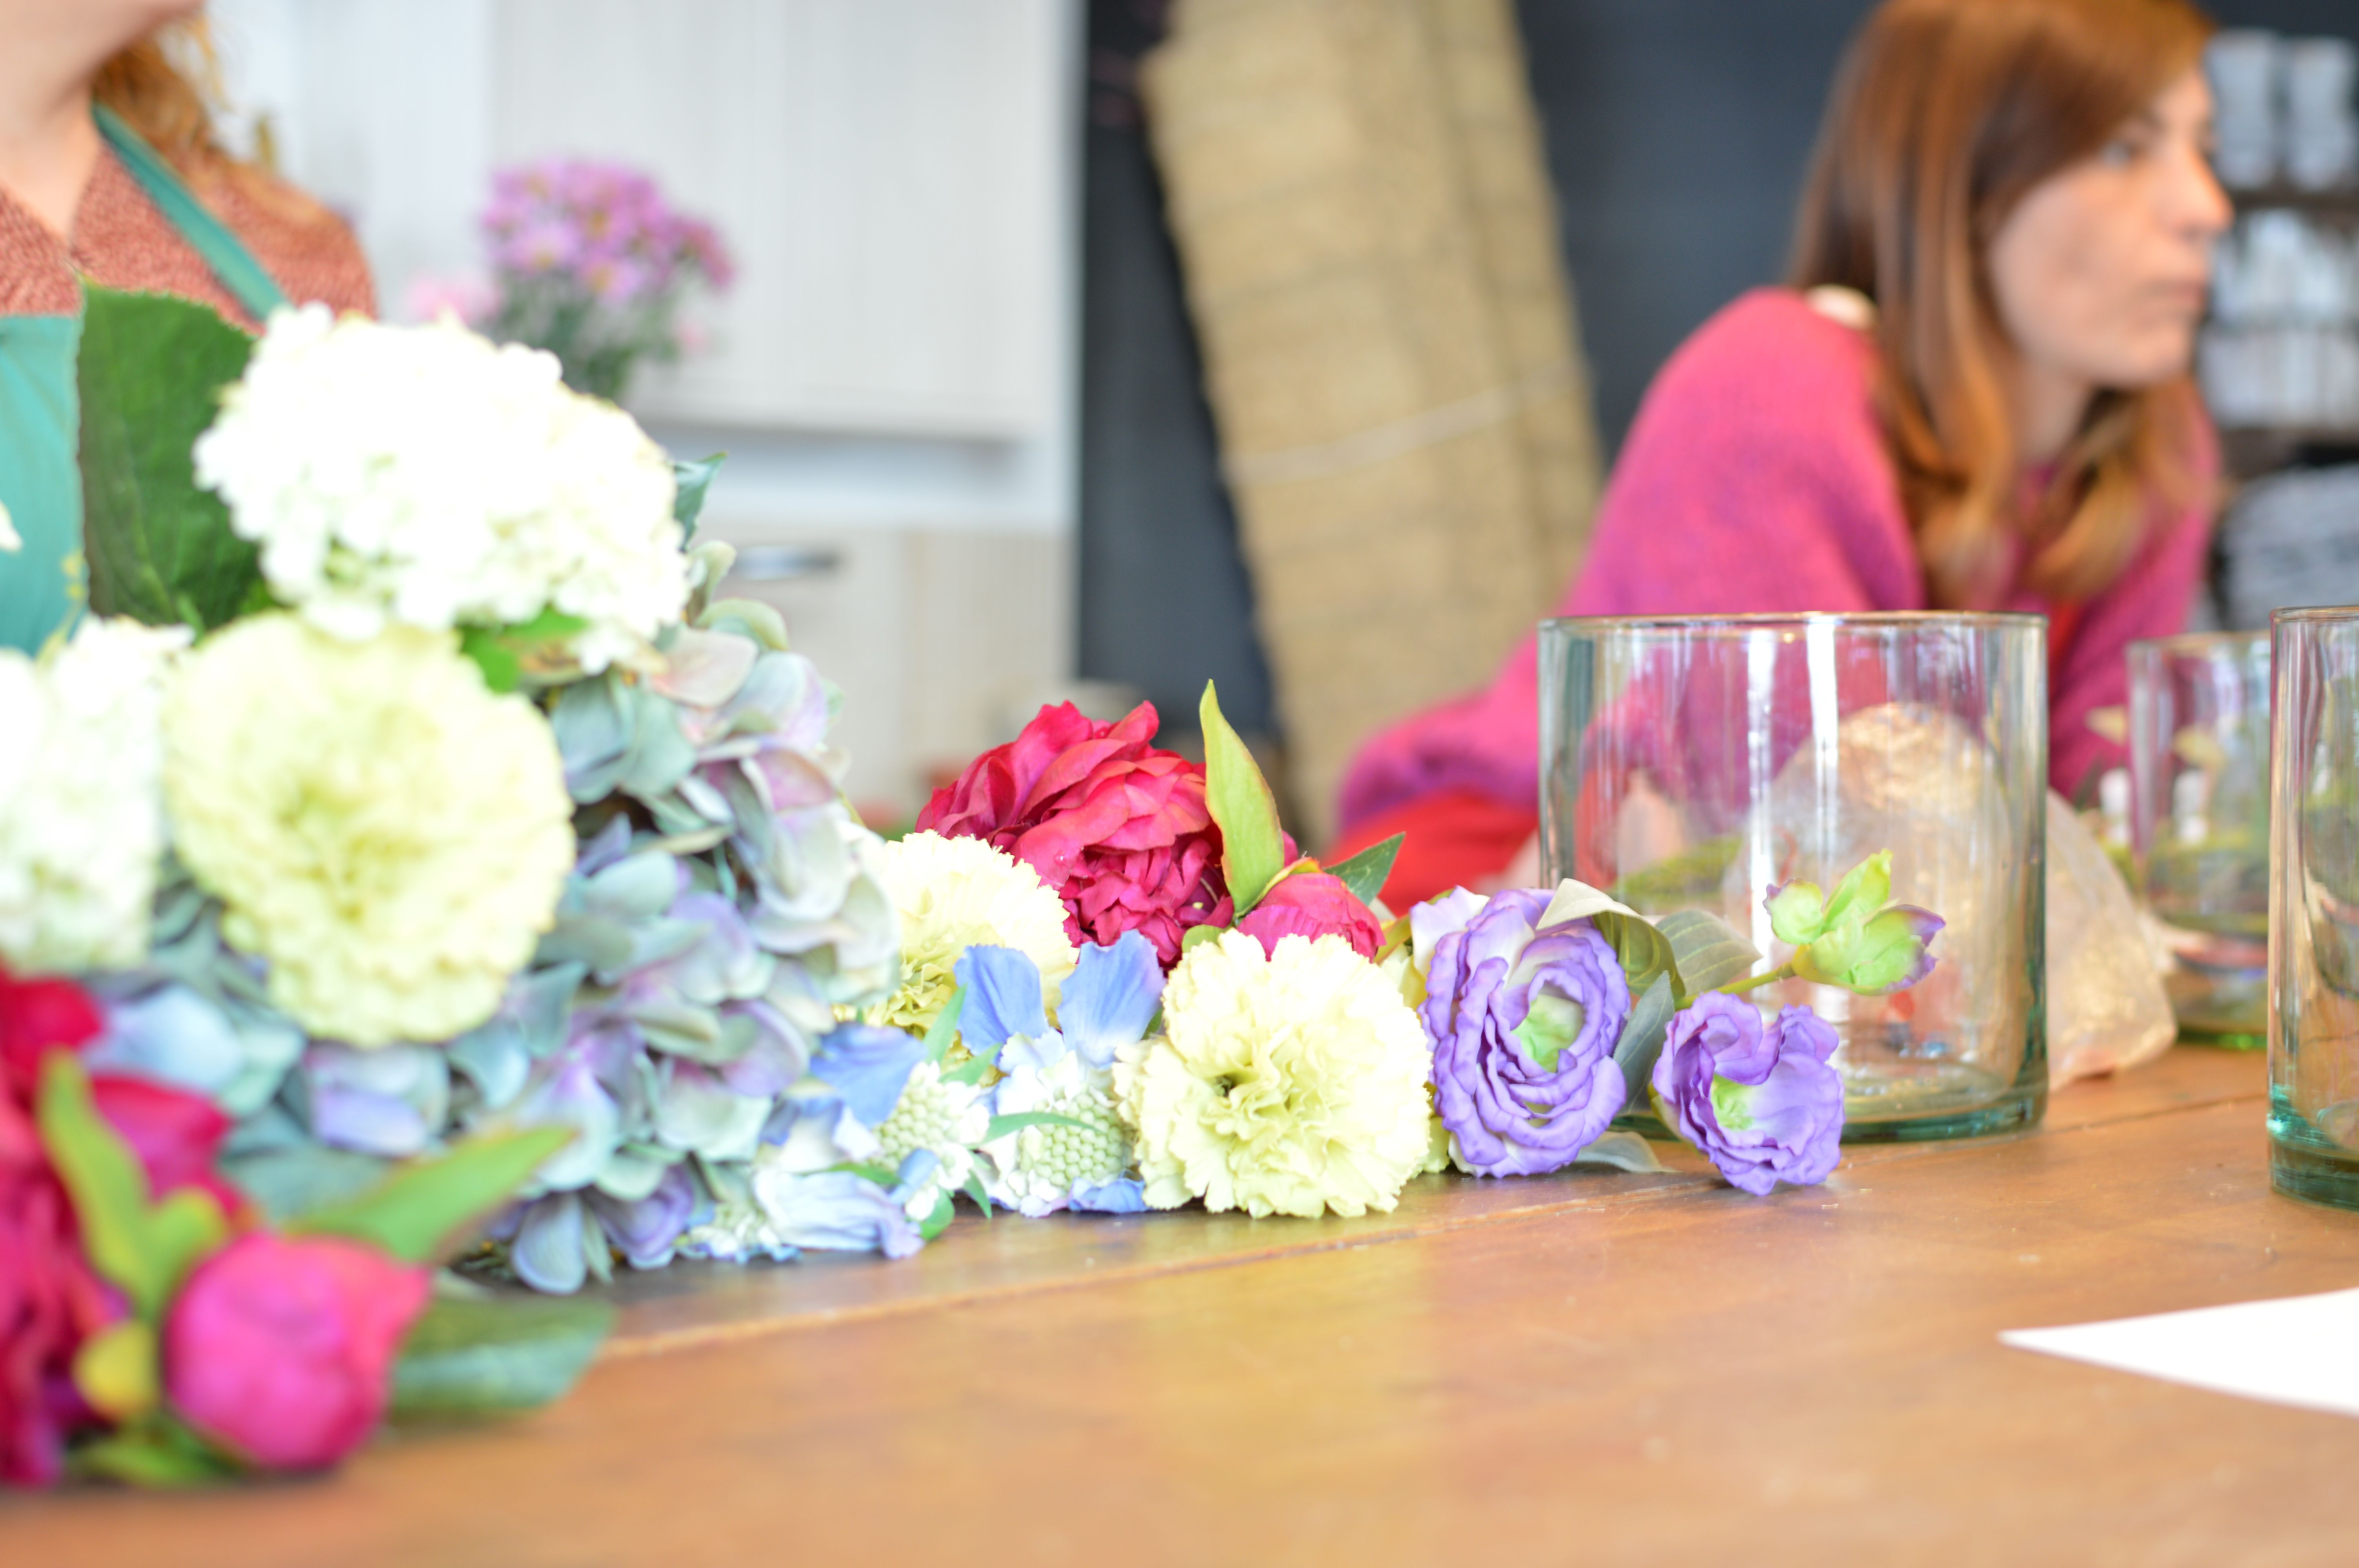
2128, 631, 2271, 1045
1539, 612, 2047, 1141
2268, 608, 2359, 1208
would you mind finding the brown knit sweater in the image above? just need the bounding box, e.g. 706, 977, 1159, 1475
0, 145, 374, 326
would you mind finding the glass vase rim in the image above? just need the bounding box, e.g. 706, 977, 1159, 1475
2126, 628, 2271, 656
1538, 610, 2045, 635
2270, 605, 2359, 627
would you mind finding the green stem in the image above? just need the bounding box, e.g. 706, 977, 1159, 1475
1716, 960, 1797, 998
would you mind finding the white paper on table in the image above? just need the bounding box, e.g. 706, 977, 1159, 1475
2001, 1287, 2359, 1418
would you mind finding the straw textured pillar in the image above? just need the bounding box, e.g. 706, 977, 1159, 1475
1143, 0, 1600, 844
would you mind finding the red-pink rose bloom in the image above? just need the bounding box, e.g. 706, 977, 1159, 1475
2, 968, 240, 1487
164, 1234, 432, 1472
918, 702, 1234, 966
1236, 872, 1385, 960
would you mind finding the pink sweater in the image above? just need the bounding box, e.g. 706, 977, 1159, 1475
1336, 289, 2215, 829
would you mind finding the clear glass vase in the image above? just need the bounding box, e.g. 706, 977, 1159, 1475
2268, 608, 2359, 1208
1539, 612, 2047, 1141
2129, 631, 2271, 1045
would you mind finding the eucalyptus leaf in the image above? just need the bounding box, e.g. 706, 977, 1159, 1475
390, 1294, 614, 1417
1656, 909, 1764, 995
1536, 878, 1645, 932
1327, 834, 1403, 908
1591, 910, 1682, 1007
78, 285, 263, 630
1199, 681, 1287, 915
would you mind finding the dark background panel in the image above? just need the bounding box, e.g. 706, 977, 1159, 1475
1076, 0, 2359, 739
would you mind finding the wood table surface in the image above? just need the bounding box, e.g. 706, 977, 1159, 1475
12, 1045, 2359, 1568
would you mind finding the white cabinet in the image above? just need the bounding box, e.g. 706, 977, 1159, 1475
214, 0, 1083, 813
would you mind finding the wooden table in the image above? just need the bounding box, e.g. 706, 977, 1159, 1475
13, 1046, 2359, 1567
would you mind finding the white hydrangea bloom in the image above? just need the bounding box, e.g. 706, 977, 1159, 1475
0, 619, 188, 973
191, 305, 688, 672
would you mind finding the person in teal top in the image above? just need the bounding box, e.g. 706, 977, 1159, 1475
0, 0, 374, 652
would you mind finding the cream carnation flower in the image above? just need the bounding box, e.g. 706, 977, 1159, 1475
192, 306, 687, 672
0, 619, 186, 972
870, 831, 1075, 1033
1117, 929, 1432, 1219
164, 613, 574, 1046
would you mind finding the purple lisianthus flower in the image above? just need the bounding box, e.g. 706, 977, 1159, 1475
1420, 889, 1632, 1177
1650, 996, 1843, 1196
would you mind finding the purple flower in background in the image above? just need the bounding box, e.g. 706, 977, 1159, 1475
1650, 996, 1843, 1196
1419, 889, 1631, 1177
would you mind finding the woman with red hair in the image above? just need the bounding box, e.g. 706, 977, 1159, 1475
1334, 0, 2231, 905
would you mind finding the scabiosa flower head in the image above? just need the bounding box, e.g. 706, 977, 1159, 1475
960, 934, 1163, 1217
0, 618, 185, 974
870, 832, 1076, 1035
1418, 888, 1631, 1177
1117, 929, 1430, 1219
163, 614, 574, 1047
870, 1059, 990, 1221
1650, 996, 1843, 1195
192, 305, 688, 673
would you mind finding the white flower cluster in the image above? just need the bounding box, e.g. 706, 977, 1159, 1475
192, 305, 689, 672
0, 619, 188, 973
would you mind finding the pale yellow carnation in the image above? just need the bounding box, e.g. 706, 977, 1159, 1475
164, 613, 574, 1047
1117, 929, 1432, 1219
870, 831, 1075, 1033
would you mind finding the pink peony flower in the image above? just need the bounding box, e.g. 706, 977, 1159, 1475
1236, 872, 1384, 960
164, 1234, 432, 1472
917, 702, 1233, 966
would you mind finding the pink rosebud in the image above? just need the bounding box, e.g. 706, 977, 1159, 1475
1235, 871, 1384, 960
164, 1234, 431, 1472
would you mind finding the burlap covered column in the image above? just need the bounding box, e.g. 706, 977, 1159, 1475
1143, 0, 1600, 845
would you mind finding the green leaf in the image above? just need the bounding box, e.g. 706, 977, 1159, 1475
78, 285, 263, 630
939, 1055, 996, 1087
962, 1170, 995, 1218
1610, 971, 1677, 1104
1536, 878, 1645, 933
982, 1111, 1097, 1143
69, 1417, 240, 1488
458, 629, 523, 693
918, 1189, 957, 1241
1199, 681, 1287, 915
73, 1319, 159, 1421
389, 1295, 614, 1417
458, 608, 591, 694
825, 1160, 903, 1186
292, 1126, 573, 1265
1591, 909, 1682, 1007
1327, 834, 1403, 908
37, 1055, 228, 1321
672, 454, 724, 538
923, 989, 967, 1066
1568, 1129, 1668, 1174
1180, 923, 1225, 956
1656, 909, 1763, 995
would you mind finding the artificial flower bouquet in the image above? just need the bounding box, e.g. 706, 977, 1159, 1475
1, 968, 602, 1487
683, 680, 1948, 1250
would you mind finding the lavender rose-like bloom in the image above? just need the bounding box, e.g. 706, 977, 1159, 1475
1419, 889, 1631, 1176
1650, 996, 1842, 1195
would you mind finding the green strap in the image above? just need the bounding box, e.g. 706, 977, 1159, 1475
93, 103, 288, 323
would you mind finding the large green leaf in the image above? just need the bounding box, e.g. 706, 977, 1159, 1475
389, 1295, 614, 1417
37, 1056, 229, 1321
672, 454, 725, 539
1610, 971, 1678, 1104
1199, 681, 1287, 915
78, 285, 262, 630
1657, 909, 1763, 995
291, 1126, 572, 1264
1327, 834, 1403, 908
